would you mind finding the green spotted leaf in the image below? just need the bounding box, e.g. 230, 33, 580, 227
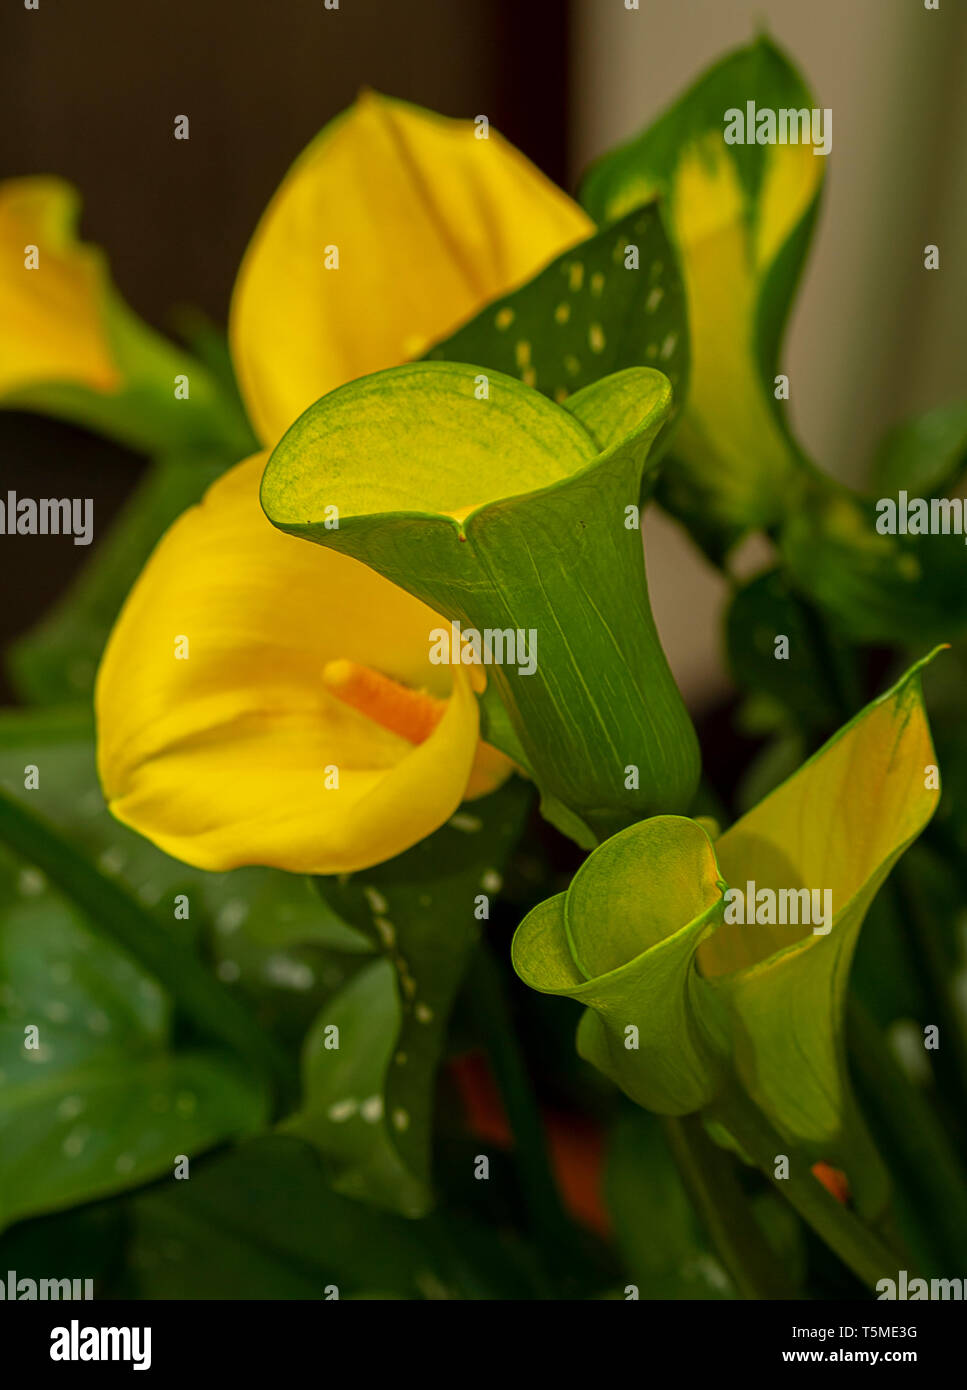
425, 202, 689, 456
286, 776, 532, 1216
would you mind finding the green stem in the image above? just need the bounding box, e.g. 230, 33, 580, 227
796, 594, 861, 725
466, 940, 573, 1265
0, 789, 294, 1113
848, 998, 967, 1272
889, 865, 967, 1138
710, 1085, 908, 1293
663, 1115, 799, 1299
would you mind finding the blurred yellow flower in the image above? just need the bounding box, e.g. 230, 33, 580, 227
0, 178, 120, 399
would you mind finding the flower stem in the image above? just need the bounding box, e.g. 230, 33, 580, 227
465, 940, 574, 1266
888, 864, 967, 1143
848, 998, 967, 1272
662, 1115, 799, 1298
710, 1085, 908, 1293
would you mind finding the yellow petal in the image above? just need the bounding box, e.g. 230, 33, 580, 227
0, 178, 120, 398
95, 454, 495, 874
665, 136, 820, 530
230, 92, 593, 444
700, 663, 939, 977
464, 739, 516, 800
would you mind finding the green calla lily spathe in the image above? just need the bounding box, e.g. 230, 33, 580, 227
513, 654, 942, 1215
261, 361, 700, 847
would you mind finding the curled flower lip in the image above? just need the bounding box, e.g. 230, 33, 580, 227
513, 816, 729, 1117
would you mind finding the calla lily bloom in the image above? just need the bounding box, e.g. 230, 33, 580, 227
93, 93, 593, 872
513, 655, 941, 1212
0, 178, 119, 399
231, 90, 593, 446
0, 178, 246, 453
96, 455, 503, 874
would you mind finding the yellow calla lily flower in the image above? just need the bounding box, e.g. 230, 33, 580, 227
0, 178, 119, 398
231, 90, 593, 446
0, 176, 248, 453
97, 456, 494, 874
665, 135, 819, 531
96, 92, 591, 872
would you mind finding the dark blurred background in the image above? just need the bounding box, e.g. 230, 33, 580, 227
0, 0, 569, 700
